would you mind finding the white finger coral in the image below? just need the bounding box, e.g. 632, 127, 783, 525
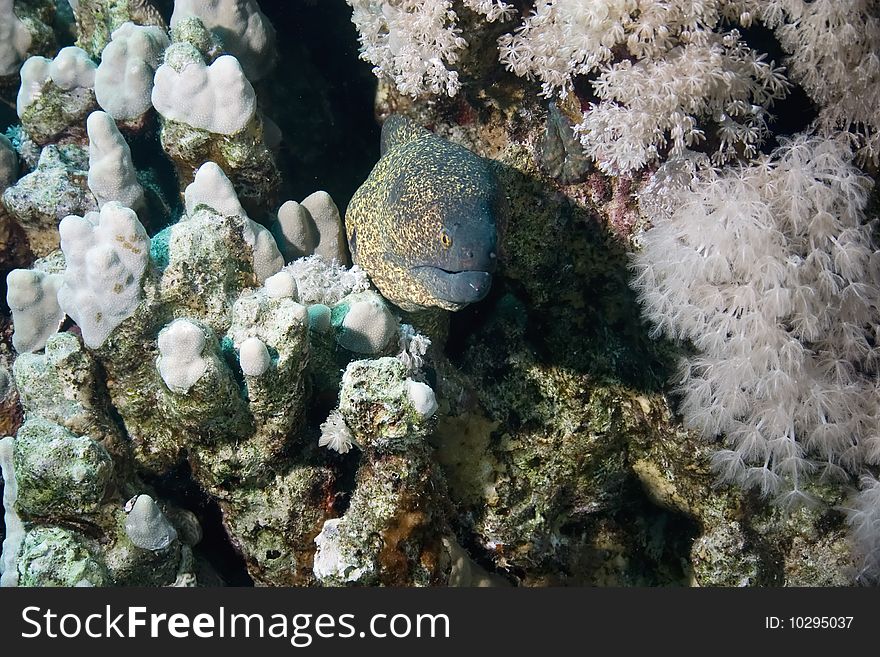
156, 319, 209, 393
271, 192, 349, 265
333, 291, 399, 355
57, 202, 151, 349
6, 268, 64, 354
406, 379, 437, 419
151, 42, 256, 135
95, 22, 170, 122
17, 46, 97, 117
238, 336, 271, 377
183, 162, 283, 283
0, 436, 23, 587
87, 111, 145, 211
0, 0, 30, 76
124, 495, 178, 551
48, 46, 97, 91
263, 271, 298, 299
272, 200, 318, 263
170, 0, 276, 81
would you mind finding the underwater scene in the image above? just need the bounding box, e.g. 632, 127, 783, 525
0, 0, 879, 588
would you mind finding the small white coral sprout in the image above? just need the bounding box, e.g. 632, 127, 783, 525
319, 409, 355, 454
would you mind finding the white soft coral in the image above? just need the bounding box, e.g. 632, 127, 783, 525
347, 0, 514, 97
319, 409, 356, 454
575, 31, 788, 173
498, 1, 789, 172
847, 475, 880, 584
498, 0, 636, 98
631, 133, 880, 504
737, 0, 880, 164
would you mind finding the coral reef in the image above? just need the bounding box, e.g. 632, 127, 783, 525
353, 0, 879, 585
1, 0, 878, 589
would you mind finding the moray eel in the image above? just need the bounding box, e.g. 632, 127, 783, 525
345, 115, 498, 312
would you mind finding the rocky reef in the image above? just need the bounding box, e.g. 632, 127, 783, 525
0, 0, 878, 588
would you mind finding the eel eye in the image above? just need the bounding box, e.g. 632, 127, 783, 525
440, 230, 453, 249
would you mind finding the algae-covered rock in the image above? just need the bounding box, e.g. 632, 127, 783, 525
216, 465, 335, 586
71, 0, 166, 59
1, 144, 97, 257
16, 526, 108, 587
628, 401, 857, 587
314, 357, 449, 586
13, 417, 113, 516
12, 331, 128, 461
339, 357, 436, 452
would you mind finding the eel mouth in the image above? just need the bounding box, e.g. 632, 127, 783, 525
410, 266, 493, 305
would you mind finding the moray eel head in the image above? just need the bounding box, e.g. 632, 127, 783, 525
345, 115, 499, 312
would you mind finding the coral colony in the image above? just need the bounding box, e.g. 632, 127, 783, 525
0, 0, 878, 587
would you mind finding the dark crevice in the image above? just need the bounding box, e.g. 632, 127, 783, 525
145, 461, 254, 587
258, 0, 380, 214
736, 24, 819, 147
